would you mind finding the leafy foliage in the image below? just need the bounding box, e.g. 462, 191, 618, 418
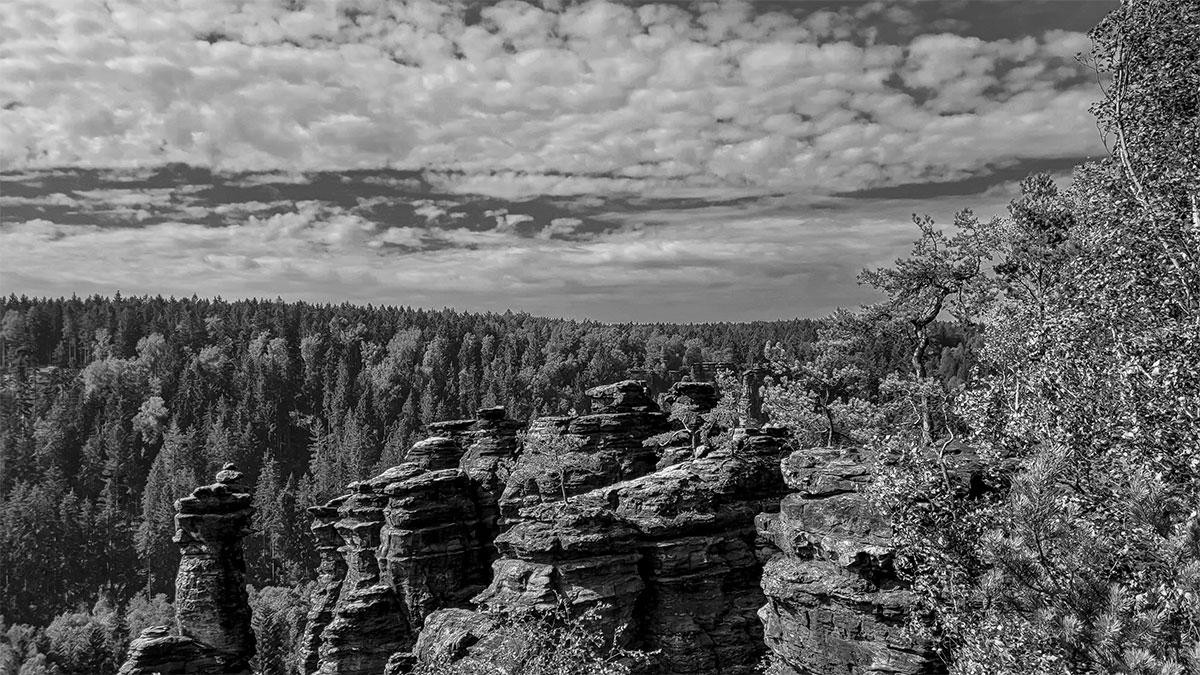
859, 2, 1200, 672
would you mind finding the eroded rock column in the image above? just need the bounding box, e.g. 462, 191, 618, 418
299, 497, 349, 675
316, 479, 408, 675
119, 464, 256, 675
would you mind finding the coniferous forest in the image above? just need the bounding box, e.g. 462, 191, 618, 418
0, 294, 972, 672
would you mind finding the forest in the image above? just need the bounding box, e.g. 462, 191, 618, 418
3, 0, 1198, 673
0, 291, 971, 673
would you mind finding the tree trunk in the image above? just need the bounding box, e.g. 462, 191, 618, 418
913, 328, 932, 445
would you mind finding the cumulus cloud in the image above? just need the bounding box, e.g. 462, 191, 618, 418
0, 0, 1107, 200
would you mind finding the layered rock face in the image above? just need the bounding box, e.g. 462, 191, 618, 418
119, 465, 256, 675
429, 406, 523, 542
303, 437, 493, 675
756, 447, 942, 675
499, 380, 669, 519
418, 427, 791, 675
299, 498, 349, 675
315, 478, 406, 675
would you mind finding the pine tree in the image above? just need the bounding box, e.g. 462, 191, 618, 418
252, 453, 285, 586
136, 424, 197, 596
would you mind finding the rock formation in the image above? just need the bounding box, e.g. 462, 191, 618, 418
302, 439, 494, 674
121, 381, 962, 675
299, 497, 349, 675
119, 465, 256, 675
756, 447, 945, 675
429, 406, 523, 543
655, 379, 721, 469
499, 380, 669, 520
314, 477, 406, 675
417, 427, 792, 675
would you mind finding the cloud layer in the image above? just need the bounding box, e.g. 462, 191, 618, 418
2, 0, 1106, 199
0, 0, 1115, 320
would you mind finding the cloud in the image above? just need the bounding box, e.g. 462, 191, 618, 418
0, 0, 1108, 201
0, 181, 1020, 322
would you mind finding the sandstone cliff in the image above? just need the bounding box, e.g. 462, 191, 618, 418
756, 447, 944, 675
121, 381, 958, 675
302, 408, 524, 674
498, 381, 670, 520
417, 427, 792, 675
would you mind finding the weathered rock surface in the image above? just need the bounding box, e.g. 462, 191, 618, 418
119, 627, 229, 675
418, 427, 791, 675
608, 428, 789, 674
429, 406, 523, 542
655, 380, 721, 469
756, 447, 943, 675
499, 381, 669, 520
379, 464, 490, 627
305, 436, 497, 675
401, 436, 464, 471
315, 476, 408, 675
299, 498, 349, 675
119, 466, 256, 675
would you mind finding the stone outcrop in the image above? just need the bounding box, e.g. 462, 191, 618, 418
315, 477, 406, 675
119, 627, 234, 675
429, 406, 523, 542
499, 381, 669, 520
303, 440, 494, 674
655, 379, 721, 469
378, 464, 490, 628
756, 447, 945, 675
417, 427, 791, 675
119, 465, 256, 675
299, 498, 349, 675
122, 380, 969, 675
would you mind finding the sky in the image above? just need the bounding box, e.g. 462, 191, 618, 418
0, 0, 1117, 323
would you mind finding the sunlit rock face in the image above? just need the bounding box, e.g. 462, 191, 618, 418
417, 427, 791, 675
499, 380, 670, 520
756, 446, 947, 675
118, 465, 256, 675
378, 464, 490, 627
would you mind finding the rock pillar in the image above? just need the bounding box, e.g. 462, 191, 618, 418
118, 463, 256, 675
173, 464, 256, 669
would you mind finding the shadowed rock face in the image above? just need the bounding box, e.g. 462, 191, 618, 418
379, 465, 490, 626
118, 466, 256, 675
299, 498, 349, 675
756, 447, 945, 675
315, 479, 408, 675
429, 406, 524, 543
303, 441, 494, 674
